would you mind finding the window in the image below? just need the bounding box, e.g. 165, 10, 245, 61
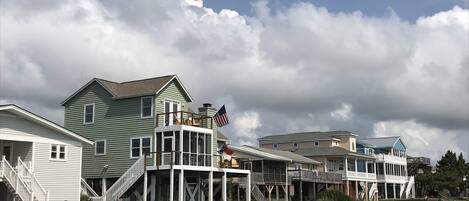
130, 137, 152, 158
95, 140, 106, 155
83, 104, 95, 124
351, 142, 355, 151
272, 144, 278, 149
141, 97, 153, 118
50, 144, 66, 160
293, 143, 298, 148
314, 141, 319, 147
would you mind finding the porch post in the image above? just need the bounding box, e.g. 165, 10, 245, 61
355, 181, 359, 200
393, 183, 396, 199
143, 170, 148, 201
209, 171, 213, 201
246, 172, 251, 201
170, 169, 174, 201
150, 175, 156, 201
384, 182, 388, 199
101, 178, 107, 196
222, 172, 227, 201
179, 170, 184, 201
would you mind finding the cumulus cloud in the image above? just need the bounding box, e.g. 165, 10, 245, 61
0, 0, 467, 157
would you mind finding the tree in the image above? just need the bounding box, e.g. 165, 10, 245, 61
433, 150, 468, 196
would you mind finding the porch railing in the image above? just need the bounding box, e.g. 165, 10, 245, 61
1, 156, 40, 201
289, 170, 343, 184
156, 111, 213, 129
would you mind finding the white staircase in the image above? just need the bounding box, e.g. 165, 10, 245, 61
251, 185, 267, 201
368, 183, 378, 201
1, 156, 49, 201
91, 156, 146, 201
404, 176, 415, 198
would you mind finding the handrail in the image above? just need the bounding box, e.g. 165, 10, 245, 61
2, 156, 33, 201
18, 157, 49, 201
82, 178, 99, 197
155, 111, 213, 129
100, 156, 146, 201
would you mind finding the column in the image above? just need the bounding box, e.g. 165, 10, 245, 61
179, 170, 184, 201
344, 158, 348, 176
209, 171, 213, 201
276, 186, 280, 200
170, 169, 174, 201
355, 181, 359, 200
143, 170, 148, 201
365, 181, 368, 201
355, 159, 358, 176
365, 161, 369, 178
384, 182, 388, 199
222, 172, 227, 201
345, 181, 350, 196
323, 157, 328, 172
150, 175, 156, 201
393, 183, 396, 199
285, 165, 289, 201
312, 183, 316, 200
246, 172, 251, 201
101, 178, 107, 196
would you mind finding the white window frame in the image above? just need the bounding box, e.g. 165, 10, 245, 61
314, 141, 319, 147
83, 103, 95, 124
140, 96, 154, 119
293, 143, 298, 148
50, 144, 67, 161
272, 144, 278, 149
95, 140, 106, 156
130, 136, 152, 159
163, 99, 181, 126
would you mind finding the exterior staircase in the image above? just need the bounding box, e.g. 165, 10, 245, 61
1, 156, 49, 201
251, 185, 267, 201
404, 176, 415, 198
368, 183, 378, 201
90, 156, 146, 201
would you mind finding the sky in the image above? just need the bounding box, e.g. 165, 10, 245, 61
0, 0, 468, 163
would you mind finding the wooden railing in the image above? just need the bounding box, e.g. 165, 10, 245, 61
250, 172, 288, 185
156, 111, 213, 129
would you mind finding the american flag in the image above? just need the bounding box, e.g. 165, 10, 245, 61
214, 105, 229, 127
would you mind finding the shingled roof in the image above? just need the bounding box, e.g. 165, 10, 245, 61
62, 75, 193, 105
257, 131, 357, 144
358, 136, 403, 149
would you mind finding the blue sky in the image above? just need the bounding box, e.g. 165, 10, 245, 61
205, 0, 468, 21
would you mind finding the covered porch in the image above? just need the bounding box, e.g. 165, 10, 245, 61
0, 139, 33, 168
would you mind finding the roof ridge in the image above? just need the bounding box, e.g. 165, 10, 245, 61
95, 78, 119, 84
361, 136, 400, 140
259, 130, 355, 138
119, 75, 175, 84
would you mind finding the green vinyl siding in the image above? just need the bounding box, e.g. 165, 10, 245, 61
64, 79, 212, 178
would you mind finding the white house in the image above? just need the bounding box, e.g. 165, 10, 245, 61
0, 104, 92, 201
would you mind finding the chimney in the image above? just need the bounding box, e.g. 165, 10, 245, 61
198, 103, 218, 166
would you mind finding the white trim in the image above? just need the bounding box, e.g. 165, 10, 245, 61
163, 99, 181, 126
314, 141, 320, 147
272, 144, 278, 149
49, 144, 67, 161
0, 105, 93, 144
155, 75, 194, 102
83, 103, 95, 125
140, 96, 154, 119
129, 136, 152, 159
94, 140, 107, 156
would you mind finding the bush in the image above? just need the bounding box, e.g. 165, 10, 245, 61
317, 190, 353, 201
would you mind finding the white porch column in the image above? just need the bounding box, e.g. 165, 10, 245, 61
384, 182, 388, 199
170, 169, 174, 201
246, 172, 251, 201
143, 170, 148, 201
365, 161, 368, 176
354, 159, 358, 175
222, 172, 227, 201
150, 175, 156, 201
179, 170, 184, 201
323, 157, 328, 172
393, 183, 396, 199
209, 171, 213, 201
344, 157, 348, 176
101, 178, 107, 196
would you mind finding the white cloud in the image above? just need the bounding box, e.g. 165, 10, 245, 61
0, 0, 467, 156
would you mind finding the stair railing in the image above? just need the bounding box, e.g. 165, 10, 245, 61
2, 156, 34, 201
368, 183, 378, 201
17, 157, 49, 201
81, 178, 99, 197
405, 176, 415, 198
99, 156, 146, 201
251, 185, 267, 201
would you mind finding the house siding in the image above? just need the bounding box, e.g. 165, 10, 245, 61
34, 142, 82, 201
64, 80, 192, 178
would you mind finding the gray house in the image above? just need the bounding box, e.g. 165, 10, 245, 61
0, 104, 93, 201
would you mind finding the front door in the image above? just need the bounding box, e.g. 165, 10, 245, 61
164, 101, 181, 126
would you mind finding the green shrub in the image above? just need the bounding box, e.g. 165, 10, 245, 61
317, 190, 353, 201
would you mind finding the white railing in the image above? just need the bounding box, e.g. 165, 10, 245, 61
405, 176, 415, 198
369, 183, 378, 201
18, 157, 49, 201
81, 178, 99, 197
94, 156, 146, 201
2, 156, 33, 201
251, 185, 267, 201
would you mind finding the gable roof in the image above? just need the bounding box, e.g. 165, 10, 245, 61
61, 75, 193, 105
257, 131, 357, 144
358, 136, 405, 149
292, 147, 375, 159
231, 145, 321, 164
0, 104, 93, 144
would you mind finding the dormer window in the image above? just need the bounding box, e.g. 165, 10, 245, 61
141, 97, 153, 118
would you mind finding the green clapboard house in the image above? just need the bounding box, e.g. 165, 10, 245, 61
61, 75, 226, 196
